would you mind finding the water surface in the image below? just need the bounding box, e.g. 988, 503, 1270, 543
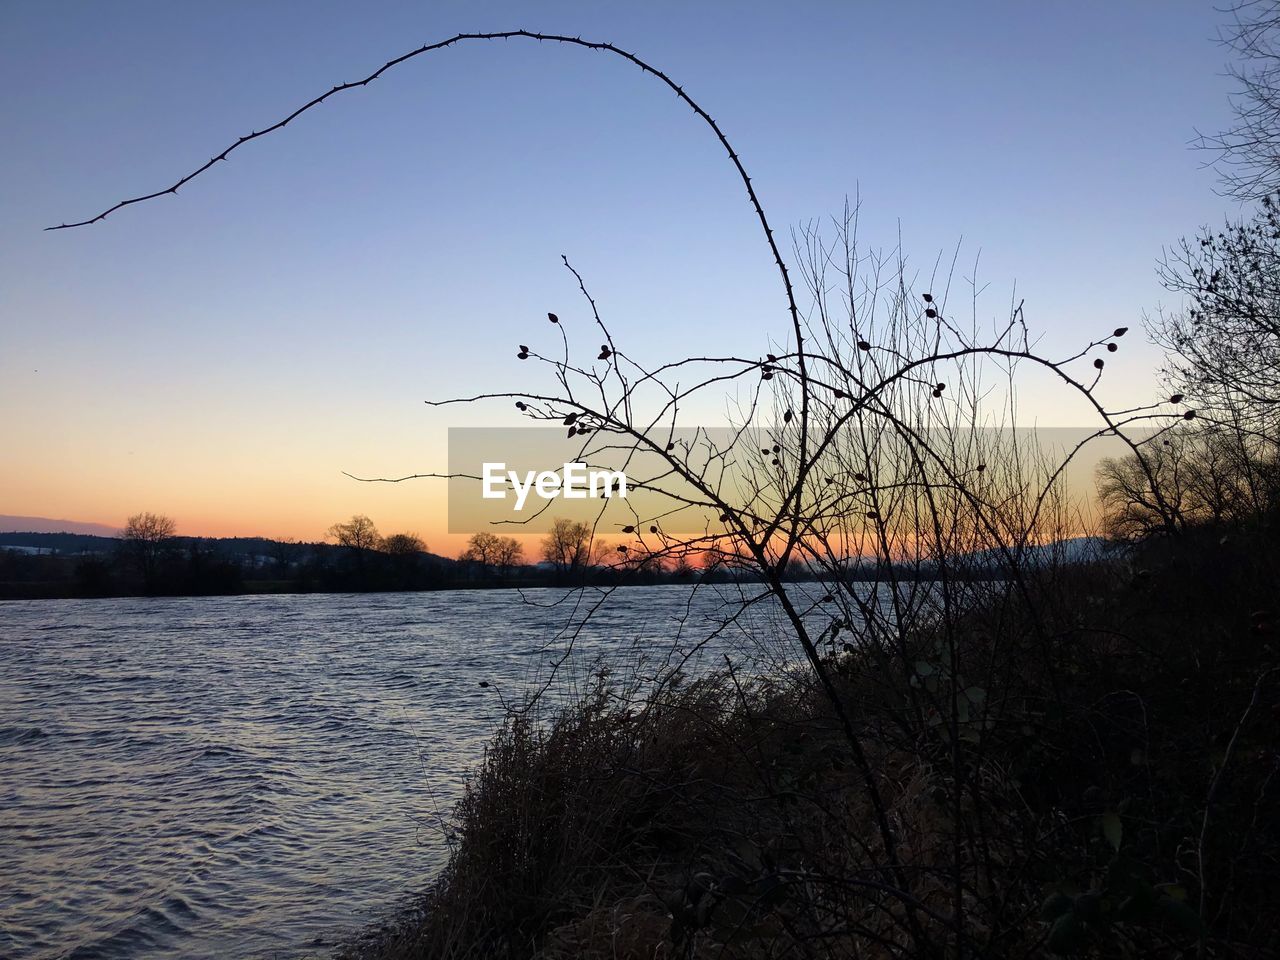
0, 586, 798, 959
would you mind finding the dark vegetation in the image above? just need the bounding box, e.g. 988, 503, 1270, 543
0, 525, 1047, 600
49, 4, 1280, 957
349, 526, 1279, 960
0, 524, 449, 599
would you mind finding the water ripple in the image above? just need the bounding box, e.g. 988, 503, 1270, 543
0, 585, 806, 958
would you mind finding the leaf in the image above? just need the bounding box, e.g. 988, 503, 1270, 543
914, 661, 935, 677
965, 685, 987, 704
1101, 811, 1123, 851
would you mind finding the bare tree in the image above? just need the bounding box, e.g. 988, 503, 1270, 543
326, 514, 382, 552
462, 532, 522, 578
1098, 424, 1278, 539
541, 518, 593, 579
493, 536, 523, 577
1196, 0, 1280, 199
382, 532, 426, 556
120, 511, 177, 591
460, 531, 501, 571
1153, 198, 1280, 445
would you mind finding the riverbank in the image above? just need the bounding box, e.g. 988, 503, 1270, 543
344, 531, 1279, 959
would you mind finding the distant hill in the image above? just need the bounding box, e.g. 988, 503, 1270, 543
0, 529, 462, 569
0, 531, 118, 554
0, 515, 120, 537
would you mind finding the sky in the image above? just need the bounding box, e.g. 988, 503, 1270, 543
0, 1, 1249, 554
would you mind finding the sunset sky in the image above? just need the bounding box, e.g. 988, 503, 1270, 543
0, 1, 1243, 555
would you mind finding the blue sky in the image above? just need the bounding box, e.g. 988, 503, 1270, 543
0, 1, 1248, 545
